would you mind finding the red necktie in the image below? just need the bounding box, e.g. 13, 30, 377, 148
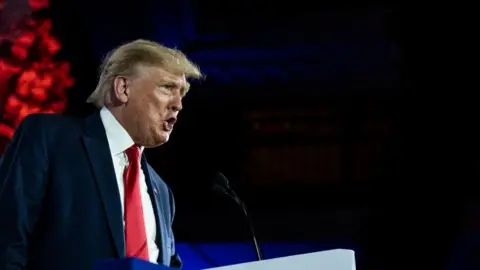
124, 145, 149, 261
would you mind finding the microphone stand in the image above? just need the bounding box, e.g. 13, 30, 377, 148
239, 201, 264, 261
224, 187, 264, 261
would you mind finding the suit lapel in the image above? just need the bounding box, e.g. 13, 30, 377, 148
82, 112, 125, 257
141, 156, 165, 263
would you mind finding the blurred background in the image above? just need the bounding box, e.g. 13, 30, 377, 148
0, 1, 476, 269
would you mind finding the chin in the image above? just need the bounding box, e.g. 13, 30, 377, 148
159, 131, 170, 143
150, 132, 170, 147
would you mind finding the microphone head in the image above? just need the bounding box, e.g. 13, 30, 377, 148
212, 172, 229, 193
211, 172, 244, 207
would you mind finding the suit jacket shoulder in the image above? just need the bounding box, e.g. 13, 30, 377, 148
16, 113, 85, 148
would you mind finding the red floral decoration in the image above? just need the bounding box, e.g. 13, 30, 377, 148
0, 0, 73, 152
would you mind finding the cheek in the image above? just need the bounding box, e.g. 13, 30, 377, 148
151, 95, 170, 109
146, 99, 166, 120
142, 93, 170, 121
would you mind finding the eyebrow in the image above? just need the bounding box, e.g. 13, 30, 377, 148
159, 80, 189, 96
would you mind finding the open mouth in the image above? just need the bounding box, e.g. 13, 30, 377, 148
164, 117, 177, 131
166, 117, 176, 126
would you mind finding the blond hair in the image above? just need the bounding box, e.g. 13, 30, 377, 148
87, 39, 203, 108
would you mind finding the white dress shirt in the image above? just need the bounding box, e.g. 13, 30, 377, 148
100, 107, 159, 263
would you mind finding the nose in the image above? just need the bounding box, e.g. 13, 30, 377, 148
170, 92, 183, 112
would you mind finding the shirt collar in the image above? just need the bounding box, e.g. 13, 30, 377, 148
99, 107, 144, 157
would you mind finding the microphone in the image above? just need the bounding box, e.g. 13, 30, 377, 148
212, 172, 264, 261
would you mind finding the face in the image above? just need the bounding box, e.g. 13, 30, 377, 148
112, 65, 187, 148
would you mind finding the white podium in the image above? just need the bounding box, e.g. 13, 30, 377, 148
204, 249, 355, 270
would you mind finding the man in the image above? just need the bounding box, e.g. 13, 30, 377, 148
0, 39, 203, 270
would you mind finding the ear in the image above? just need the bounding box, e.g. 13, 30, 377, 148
113, 76, 130, 104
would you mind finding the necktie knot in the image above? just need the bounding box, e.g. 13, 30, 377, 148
125, 145, 140, 163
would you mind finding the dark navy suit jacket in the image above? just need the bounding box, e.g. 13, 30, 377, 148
0, 112, 181, 270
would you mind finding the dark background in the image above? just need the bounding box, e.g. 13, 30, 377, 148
1, 1, 477, 269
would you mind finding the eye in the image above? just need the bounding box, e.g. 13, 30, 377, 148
158, 83, 184, 96
160, 84, 174, 90
157, 84, 174, 95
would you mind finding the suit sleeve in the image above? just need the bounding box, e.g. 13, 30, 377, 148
0, 115, 50, 270
168, 188, 182, 269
